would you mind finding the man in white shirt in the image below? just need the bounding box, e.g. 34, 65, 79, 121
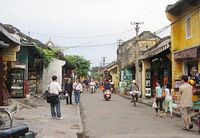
49, 75, 63, 120
73, 78, 83, 104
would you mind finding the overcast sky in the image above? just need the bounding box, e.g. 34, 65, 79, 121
0, 0, 178, 67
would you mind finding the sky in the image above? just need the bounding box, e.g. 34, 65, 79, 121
0, 0, 178, 67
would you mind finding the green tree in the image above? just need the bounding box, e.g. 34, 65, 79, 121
65, 55, 90, 78
90, 66, 101, 81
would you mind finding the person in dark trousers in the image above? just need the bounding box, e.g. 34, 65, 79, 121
154, 81, 164, 118
49, 75, 63, 120
64, 78, 73, 104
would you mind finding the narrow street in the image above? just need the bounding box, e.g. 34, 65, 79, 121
80, 90, 200, 138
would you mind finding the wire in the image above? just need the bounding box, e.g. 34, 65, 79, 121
55, 42, 117, 50
30, 29, 133, 39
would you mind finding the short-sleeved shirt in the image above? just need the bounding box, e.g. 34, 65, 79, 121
179, 83, 193, 108
49, 81, 62, 95
155, 86, 162, 98
165, 88, 172, 101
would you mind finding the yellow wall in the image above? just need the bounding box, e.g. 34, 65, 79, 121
107, 65, 119, 89
171, 8, 200, 52
141, 60, 150, 96
168, 7, 200, 87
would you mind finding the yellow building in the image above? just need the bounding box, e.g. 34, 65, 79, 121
166, 0, 200, 105
106, 61, 119, 90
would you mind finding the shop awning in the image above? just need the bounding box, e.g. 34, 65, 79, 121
174, 47, 197, 60
139, 37, 171, 60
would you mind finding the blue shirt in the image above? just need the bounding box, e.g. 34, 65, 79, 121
156, 86, 162, 97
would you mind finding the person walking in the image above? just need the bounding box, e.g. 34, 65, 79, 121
64, 78, 73, 105
164, 84, 173, 118
154, 81, 164, 118
73, 78, 83, 105
179, 75, 193, 130
49, 75, 63, 120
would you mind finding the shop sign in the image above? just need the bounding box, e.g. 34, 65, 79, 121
2, 50, 16, 61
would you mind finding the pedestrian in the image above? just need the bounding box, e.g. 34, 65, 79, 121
73, 78, 83, 105
49, 75, 63, 120
64, 78, 73, 105
179, 75, 193, 131
164, 84, 173, 118
130, 80, 139, 104
83, 79, 89, 92
154, 81, 164, 118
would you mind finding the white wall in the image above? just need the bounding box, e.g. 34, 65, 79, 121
42, 58, 65, 92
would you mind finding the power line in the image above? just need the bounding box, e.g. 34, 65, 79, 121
30, 29, 133, 39
55, 42, 117, 50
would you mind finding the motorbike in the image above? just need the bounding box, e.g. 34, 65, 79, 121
104, 89, 112, 101
0, 124, 37, 138
128, 90, 141, 107
90, 85, 95, 94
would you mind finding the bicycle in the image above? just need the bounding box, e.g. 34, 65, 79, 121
0, 107, 13, 130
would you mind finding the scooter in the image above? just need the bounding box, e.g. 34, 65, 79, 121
104, 89, 112, 101
0, 124, 37, 138
90, 85, 95, 94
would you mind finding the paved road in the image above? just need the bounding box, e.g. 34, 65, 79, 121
80, 90, 200, 138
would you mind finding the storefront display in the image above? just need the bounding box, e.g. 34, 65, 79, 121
145, 69, 151, 98
28, 68, 37, 95
8, 68, 25, 98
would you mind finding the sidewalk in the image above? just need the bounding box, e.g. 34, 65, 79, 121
12, 96, 83, 138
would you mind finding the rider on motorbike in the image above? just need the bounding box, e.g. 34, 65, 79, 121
89, 79, 96, 93
130, 80, 140, 104
103, 79, 111, 92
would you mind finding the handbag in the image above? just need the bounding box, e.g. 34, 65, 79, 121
47, 93, 59, 104
152, 101, 157, 109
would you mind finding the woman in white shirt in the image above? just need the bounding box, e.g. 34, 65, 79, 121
164, 84, 173, 118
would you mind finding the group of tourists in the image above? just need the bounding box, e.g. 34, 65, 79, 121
153, 75, 193, 131
47, 76, 83, 120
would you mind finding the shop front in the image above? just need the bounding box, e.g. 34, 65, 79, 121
0, 24, 20, 105
149, 54, 171, 97
140, 37, 171, 98
173, 46, 200, 110
118, 65, 135, 94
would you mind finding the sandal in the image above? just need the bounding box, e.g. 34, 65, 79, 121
189, 124, 193, 129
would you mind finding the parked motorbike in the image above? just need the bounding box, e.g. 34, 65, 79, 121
104, 90, 112, 101
0, 124, 37, 138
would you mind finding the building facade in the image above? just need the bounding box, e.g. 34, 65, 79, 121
117, 31, 159, 93
166, 0, 200, 107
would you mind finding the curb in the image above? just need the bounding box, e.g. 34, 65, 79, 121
76, 105, 84, 138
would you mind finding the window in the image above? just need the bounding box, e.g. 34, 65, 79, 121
186, 16, 192, 39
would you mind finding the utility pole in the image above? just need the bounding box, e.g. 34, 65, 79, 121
117, 39, 123, 46
102, 57, 106, 67
28, 31, 31, 36
131, 22, 144, 37
131, 21, 143, 91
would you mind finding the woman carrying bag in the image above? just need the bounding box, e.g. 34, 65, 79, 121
164, 84, 173, 118
154, 81, 164, 118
